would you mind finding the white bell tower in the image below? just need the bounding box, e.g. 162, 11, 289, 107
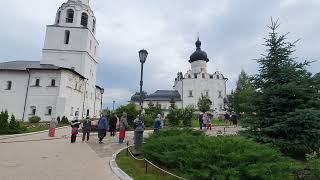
41, 0, 98, 80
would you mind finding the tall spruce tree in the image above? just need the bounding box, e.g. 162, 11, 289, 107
243, 19, 320, 158
232, 70, 256, 115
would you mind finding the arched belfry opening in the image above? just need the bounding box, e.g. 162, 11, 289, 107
81, 12, 88, 27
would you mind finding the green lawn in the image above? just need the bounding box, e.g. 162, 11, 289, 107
116, 148, 178, 180
191, 118, 226, 127
22, 123, 68, 133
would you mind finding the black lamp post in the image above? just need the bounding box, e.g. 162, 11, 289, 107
138, 49, 148, 117
133, 49, 148, 155
112, 100, 115, 111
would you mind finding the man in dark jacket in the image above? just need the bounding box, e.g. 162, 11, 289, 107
109, 113, 117, 136
82, 117, 91, 142
98, 114, 108, 144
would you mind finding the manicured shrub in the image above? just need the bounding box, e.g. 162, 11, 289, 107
60, 116, 69, 124
28, 116, 41, 123
143, 129, 299, 179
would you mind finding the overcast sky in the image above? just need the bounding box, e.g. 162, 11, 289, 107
0, 0, 319, 109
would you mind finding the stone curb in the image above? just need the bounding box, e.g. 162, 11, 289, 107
110, 147, 133, 180
0, 126, 69, 140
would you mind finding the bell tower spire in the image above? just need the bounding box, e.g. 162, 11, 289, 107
41, 0, 98, 78
79, 0, 89, 5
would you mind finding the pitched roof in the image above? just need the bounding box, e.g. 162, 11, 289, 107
0, 60, 86, 79
145, 90, 181, 101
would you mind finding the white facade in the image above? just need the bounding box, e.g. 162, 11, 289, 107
135, 38, 227, 115
0, 0, 103, 121
173, 38, 227, 112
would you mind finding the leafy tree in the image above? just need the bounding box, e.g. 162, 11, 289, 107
144, 102, 162, 118
130, 91, 148, 102
60, 116, 69, 124
232, 70, 256, 115
57, 116, 61, 124
0, 110, 9, 130
197, 95, 211, 113
9, 114, 19, 130
243, 19, 320, 158
167, 105, 182, 127
116, 103, 139, 126
182, 105, 195, 127
169, 98, 176, 109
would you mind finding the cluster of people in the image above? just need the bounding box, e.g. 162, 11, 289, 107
198, 111, 239, 130
48, 112, 130, 144
198, 112, 213, 130
224, 112, 238, 128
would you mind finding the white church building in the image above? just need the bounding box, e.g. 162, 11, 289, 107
134, 38, 227, 114
0, 0, 104, 121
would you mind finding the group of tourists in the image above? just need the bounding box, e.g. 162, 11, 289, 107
224, 112, 238, 128
47, 112, 130, 144
198, 111, 239, 130
198, 112, 213, 130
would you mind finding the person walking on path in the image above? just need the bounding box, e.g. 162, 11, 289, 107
98, 114, 108, 144
232, 112, 238, 127
48, 118, 57, 137
153, 114, 162, 132
202, 112, 209, 130
70, 116, 81, 143
109, 113, 117, 136
119, 112, 129, 144
82, 117, 91, 142
224, 112, 231, 128
198, 113, 203, 130
207, 114, 212, 130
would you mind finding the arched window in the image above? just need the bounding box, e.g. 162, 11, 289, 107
216, 75, 220, 79
56, 11, 61, 24
6, 81, 12, 90
81, 12, 88, 27
31, 106, 36, 115
92, 19, 96, 32
66, 9, 74, 23
51, 79, 56, 86
188, 74, 191, 79
64, 30, 70, 44
46, 106, 52, 115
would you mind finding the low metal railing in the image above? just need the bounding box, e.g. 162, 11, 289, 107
126, 141, 185, 179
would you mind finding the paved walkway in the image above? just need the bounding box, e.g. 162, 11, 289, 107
0, 126, 240, 180
0, 127, 119, 180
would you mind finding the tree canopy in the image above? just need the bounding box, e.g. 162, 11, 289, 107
242, 19, 320, 158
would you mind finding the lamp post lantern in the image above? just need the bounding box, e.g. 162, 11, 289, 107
112, 100, 115, 111
138, 49, 148, 117
133, 49, 148, 155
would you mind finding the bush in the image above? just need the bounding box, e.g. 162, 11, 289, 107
57, 116, 61, 124
143, 129, 299, 179
141, 114, 154, 128
182, 105, 195, 127
28, 116, 41, 123
0, 110, 9, 130
60, 116, 69, 124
